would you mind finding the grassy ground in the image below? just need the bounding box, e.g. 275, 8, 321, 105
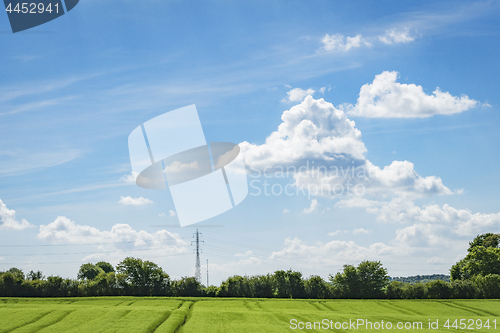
0, 297, 499, 332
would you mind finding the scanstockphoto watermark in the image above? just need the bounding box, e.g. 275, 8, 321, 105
290, 318, 498, 330
290, 318, 424, 330
248, 162, 369, 198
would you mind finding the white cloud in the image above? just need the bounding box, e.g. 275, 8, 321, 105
270, 237, 395, 265
328, 228, 370, 236
346, 71, 479, 118
379, 28, 416, 44
334, 197, 500, 254
321, 34, 366, 52
0, 199, 34, 230
118, 196, 153, 206
328, 229, 348, 236
241, 95, 367, 170
319, 87, 326, 94
235, 250, 254, 257
281, 88, 315, 103
164, 160, 199, 173
283, 209, 290, 214
37, 216, 189, 259
370, 198, 500, 237
241, 95, 453, 199
119, 171, 138, 184
303, 199, 319, 214
353, 228, 371, 235
0, 148, 83, 176
169, 210, 177, 217
159, 212, 166, 217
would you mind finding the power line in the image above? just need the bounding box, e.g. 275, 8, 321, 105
0, 246, 188, 257
0, 252, 192, 266
0, 238, 191, 248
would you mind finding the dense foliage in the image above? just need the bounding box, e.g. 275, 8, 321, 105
390, 274, 450, 284
451, 233, 500, 280
1, 233, 499, 299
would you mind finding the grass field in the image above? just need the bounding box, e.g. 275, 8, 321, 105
0, 297, 499, 332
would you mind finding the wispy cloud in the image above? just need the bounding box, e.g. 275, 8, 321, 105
379, 28, 416, 44
0, 148, 84, 176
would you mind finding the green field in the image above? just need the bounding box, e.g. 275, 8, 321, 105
0, 297, 499, 332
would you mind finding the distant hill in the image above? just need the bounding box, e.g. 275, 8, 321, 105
389, 274, 450, 284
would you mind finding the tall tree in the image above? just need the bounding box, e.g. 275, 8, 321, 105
96, 261, 115, 273
172, 277, 203, 297
468, 233, 500, 252
116, 257, 169, 296
27, 270, 44, 281
451, 233, 500, 280
330, 261, 389, 298
77, 263, 104, 280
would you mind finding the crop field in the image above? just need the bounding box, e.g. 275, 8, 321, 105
0, 297, 499, 332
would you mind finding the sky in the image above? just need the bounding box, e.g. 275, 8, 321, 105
1, 0, 500, 285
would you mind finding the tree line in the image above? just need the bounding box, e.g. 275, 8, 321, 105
1, 233, 499, 299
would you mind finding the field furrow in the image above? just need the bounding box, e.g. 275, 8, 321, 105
0, 298, 499, 332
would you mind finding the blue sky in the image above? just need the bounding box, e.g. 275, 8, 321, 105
1, 0, 500, 284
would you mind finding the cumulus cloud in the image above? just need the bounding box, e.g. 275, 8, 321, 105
118, 196, 153, 206
270, 237, 395, 265
240, 95, 367, 170
379, 28, 416, 44
0, 199, 34, 230
169, 210, 177, 217
281, 88, 315, 103
241, 95, 453, 199
37, 216, 188, 260
303, 199, 319, 214
321, 34, 367, 52
370, 198, 500, 237
346, 71, 479, 118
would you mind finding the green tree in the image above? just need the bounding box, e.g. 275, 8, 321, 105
77, 263, 104, 280
330, 261, 389, 299
250, 274, 274, 298
450, 279, 479, 299
218, 275, 252, 297
330, 264, 360, 298
172, 277, 203, 297
468, 233, 500, 252
474, 274, 500, 299
27, 270, 44, 281
357, 261, 389, 298
451, 247, 500, 280
273, 270, 305, 298
7, 267, 24, 280
95, 261, 115, 273
426, 280, 451, 299
305, 275, 329, 299
116, 257, 170, 296
386, 281, 406, 299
